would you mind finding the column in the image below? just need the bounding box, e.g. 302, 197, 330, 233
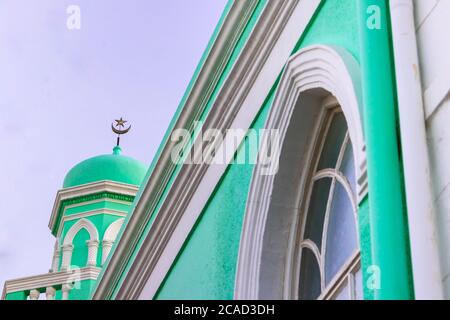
61, 244, 74, 271
45, 287, 56, 300
29, 289, 40, 300
86, 239, 99, 267
61, 284, 72, 300
101, 240, 114, 264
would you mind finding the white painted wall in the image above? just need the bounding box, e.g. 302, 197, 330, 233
415, 0, 450, 298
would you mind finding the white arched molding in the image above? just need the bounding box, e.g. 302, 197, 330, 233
234, 45, 366, 300
61, 218, 99, 270
101, 218, 125, 264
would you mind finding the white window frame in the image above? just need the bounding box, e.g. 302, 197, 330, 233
290, 106, 361, 300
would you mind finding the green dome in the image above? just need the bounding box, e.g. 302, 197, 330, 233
63, 146, 147, 188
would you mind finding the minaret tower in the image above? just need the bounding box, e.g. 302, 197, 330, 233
3, 119, 147, 300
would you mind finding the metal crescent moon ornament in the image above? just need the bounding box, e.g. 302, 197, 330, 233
111, 123, 131, 135
112, 117, 131, 147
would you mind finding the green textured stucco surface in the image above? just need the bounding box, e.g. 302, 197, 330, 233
297, 0, 359, 59
358, 196, 373, 300
68, 279, 97, 300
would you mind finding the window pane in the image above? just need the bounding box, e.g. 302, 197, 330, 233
331, 280, 349, 300
354, 268, 363, 300
317, 112, 347, 170
325, 182, 358, 284
304, 178, 332, 248
340, 141, 356, 193
298, 248, 321, 300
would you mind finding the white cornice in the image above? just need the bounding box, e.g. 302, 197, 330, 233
2, 267, 101, 299
93, 0, 321, 300
48, 181, 139, 234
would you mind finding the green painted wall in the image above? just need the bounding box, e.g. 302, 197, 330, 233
358, 195, 373, 300
297, 0, 359, 59
68, 279, 97, 300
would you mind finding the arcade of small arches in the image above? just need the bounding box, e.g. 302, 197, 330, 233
50, 218, 125, 272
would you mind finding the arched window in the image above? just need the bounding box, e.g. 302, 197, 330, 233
234, 45, 366, 301
296, 108, 362, 300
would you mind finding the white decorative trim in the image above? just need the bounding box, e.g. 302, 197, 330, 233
94, 0, 322, 300
103, 218, 124, 242
61, 219, 99, 270
234, 45, 365, 299
2, 267, 101, 299
391, 0, 444, 299
63, 218, 99, 245
423, 59, 450, 119
60, 244, 74, 272
102, 218, 125, 264
56, 208, 127, 239
49, 180, 139, 233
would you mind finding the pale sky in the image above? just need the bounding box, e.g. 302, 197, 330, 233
0, 0, 227, 290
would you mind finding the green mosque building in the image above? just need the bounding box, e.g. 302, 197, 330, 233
3, 0, 450, 300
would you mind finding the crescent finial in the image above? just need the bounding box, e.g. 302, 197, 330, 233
112, 117, 131, 146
